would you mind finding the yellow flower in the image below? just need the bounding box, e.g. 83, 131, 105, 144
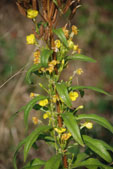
76, 68, 84, 75
49, 60, 59, 67
54, 128, 66, 134
27, 9, 38, 19
32, 117, 38, 125
30, 92, 35, 98
52, 95, 59, 103
61, 133, 71, 141
46, 66, 54, 74
63, 27, 69, 38
55, 40, 61, 48
39, 99, 48, 106
69, 91, 79, 101
68, 39, 74, 49
34, 50, 40, 57
43, 112, 51, 119
73, 45, 79, 51
40, 67, 46, 73
43, 113, 48, 119
34, 58, 40, 64
26, 34, 36, 45
72, 25, 78, 35
83, 122, 93, 129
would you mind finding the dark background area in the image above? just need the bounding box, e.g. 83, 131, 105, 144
0, 0, 113, 168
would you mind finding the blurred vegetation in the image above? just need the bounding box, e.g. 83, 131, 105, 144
0, 0, 113, 168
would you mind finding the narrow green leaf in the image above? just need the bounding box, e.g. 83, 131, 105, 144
83, 135, 112, 163
24, 125, 51, 162
62, 113, 84, 146
75, 114, 113, 133
67, 144, 79, 157
67, 54, 96, 63
53, 28, 68, 48
22, 158, 45, 169
99, 140, 113, 153
24, 95, 47, 130
74, 153, 89, 165
13, 137, 28, 169
87, 166, 98, 169
26, 64, 42, 84
56, 82, 72, 107
71, 85, 110, 96
40, 48, 53, 67
10, 105, 26, 122
72, 158, 113, 169
44, 154, 62, 169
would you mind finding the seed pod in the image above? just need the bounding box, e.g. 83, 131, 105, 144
49, 1, 55, 19
42, 0, 47, 11
16, 2, 26, 17
39, 25, 44, 37
32, 0, 37, 10
63, 0, 71, 14
52, 9, 58, 24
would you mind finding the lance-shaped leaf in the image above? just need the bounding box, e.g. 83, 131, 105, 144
62, 113, 84, 146
74, 152, 89, 165
72, 158, 113, 169
24, 95, 47, 130
83, 135, 112, 163
44, 154, 62, 169
22, 158, 45, 169
67, 54, 96, 63
75, 114, 113, 133
40, 48, 53, 67
56, 82, 72, 107
24, 125, 51, 162
71, 85, 110, 96
53, 28, 68, 48
13, 137, 28, 169
26, 64, 42, 84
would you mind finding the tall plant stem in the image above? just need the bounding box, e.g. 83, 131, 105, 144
49, 22, 68, 169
